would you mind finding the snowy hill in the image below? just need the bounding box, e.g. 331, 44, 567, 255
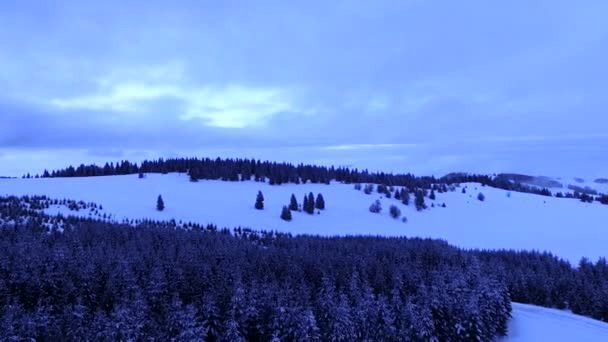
1, 173, 606, 264
2, 172, 608, 340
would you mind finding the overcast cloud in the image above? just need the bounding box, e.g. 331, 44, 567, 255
1, 0, 608, 175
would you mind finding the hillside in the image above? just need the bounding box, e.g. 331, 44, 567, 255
2, 172, 608, 340
1, 173, 606, 264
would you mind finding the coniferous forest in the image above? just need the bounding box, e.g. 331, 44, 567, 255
1, 195, 608, 341
30, 157, 607, 201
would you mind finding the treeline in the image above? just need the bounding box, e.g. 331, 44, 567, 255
28, 156, 604, 200
1, 196, 510, 341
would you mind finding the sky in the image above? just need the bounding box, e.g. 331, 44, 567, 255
1, 0, 608, 176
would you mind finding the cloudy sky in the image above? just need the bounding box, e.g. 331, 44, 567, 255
1, 0, 607, 175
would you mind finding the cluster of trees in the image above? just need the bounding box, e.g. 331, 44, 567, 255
31, 156, 608, 201
281, 193, 325, 221
359, 184, 431, 212
1, 196, 511, 341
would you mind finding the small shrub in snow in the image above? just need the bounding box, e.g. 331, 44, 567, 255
369, 200, 382, 213
389, 205, 401, 219
401, 216, 408, 223
354, 183, 362, 191
364, 184, 374, 195
477, 192, 485, 201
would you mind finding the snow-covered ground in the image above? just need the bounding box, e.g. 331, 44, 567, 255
504, 303, 608, 342
1, 173, 606, 264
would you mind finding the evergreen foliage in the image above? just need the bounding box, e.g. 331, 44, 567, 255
304, 193, 315, 214
315, 193, 325, 210
415, 190, 426, 211
280, 206, 292, 221
401, 189, 410, 206
255, 191, 264, 210
289, 194, 298, 211
156, 195, 165, 211
389, 205, 401, 219
369, 200, 382, 213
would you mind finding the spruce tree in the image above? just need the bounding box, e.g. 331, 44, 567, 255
255, 191, 264, 210
306, 192, 315, 214
315, 193, 325, 210
157, 195, 165, 211
289, 194, 299, 211
303, 195, 309, 213
414, 191, 426, 211
280, 206, 292, 221
402, 191, 410, 206
429, 189, 436, 200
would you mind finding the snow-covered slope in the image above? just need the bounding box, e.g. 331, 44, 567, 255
504, 303, 608, 342
2, 173, 606, 264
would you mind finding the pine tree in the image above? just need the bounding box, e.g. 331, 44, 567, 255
255, 191, 264, 210
303, 194, 309, 213
305, 192, 315, 214
429, 189, 436, 200
289, 194, 299, 211
415, 191, 426, 211
402, 190, 410, 206
281, 206, 292, 221
315, 193, 325, 210
157, 195, 165, 211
